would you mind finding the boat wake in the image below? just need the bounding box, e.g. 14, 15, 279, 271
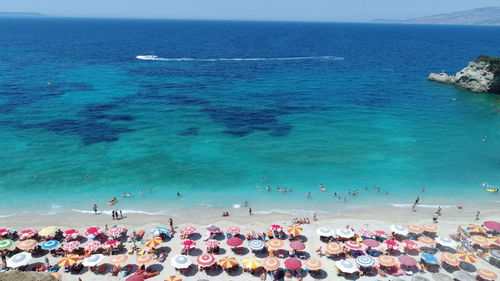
136, 55, 344, 62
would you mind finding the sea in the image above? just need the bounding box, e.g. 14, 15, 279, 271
0, 17, 499, 217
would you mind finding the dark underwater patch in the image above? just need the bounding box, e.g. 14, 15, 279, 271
178, 127, 200, 136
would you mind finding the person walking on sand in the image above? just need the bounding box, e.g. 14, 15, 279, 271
249, 208, 253, 215
436, 206, 442, 216
169, 218, 174, 229
432, 213, 439, 223
93, 204, 98, 214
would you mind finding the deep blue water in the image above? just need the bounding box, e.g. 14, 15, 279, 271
0, 18, 499, 216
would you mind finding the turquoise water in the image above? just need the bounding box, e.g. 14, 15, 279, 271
0, 18, 500, 216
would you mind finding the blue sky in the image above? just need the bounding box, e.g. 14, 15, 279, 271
3, 0, 500, 21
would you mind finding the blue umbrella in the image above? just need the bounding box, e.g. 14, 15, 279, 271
151, 227, 170, 236
248, 239, 265, 251
421, 253, 438, 264
490, 249, 500, 260
356, 255, 376, 268
40, 240, 60, 250
206, 225, 220, 233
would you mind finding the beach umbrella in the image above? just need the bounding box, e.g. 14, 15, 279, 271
358, 228, 373, 237
432, 273, 454, 281
374, 230, 389, 237
17, 239, 37, 250
356, 255, 376, 268
109, 254, 128, 265
316, 227, 335, 237
287, 225, 303, 236
422, 224, 438, 233
85, 226, 100, 237
467, 224, 487, 234
476, 269, 497, 281
19, 229, 37, 238
39, 226, 57, 236
248, 239, 264, 251
107, 227, 124, 237
105, 240, 120, 248
0, 229, 10, 236
456, 251, 477, 263
435, 236, 457, 248
489, 249, 500, 261
325, 242, 343, 254
290, 241, 305, 251
378, 255, 397, 267
181, 240, 196, 249
345, 240, 362, 250
84, 240, 102, 252
206, 225, 220, 233
197, 254, 216, 266
126, 274, 145, 281
266, 239, 284, 250
0, 239, 13, 250
284, 258, 302, 270
206, 240, 220, 248
421, 253, 439, 264
335, 259, 358, 273
57, 255, 80, 267
218, 256, 238, 269
363, 239, 380, 248
165, 276, 182, 281
304, 258, 322, 271
490, 236, 500, 245
242, 256, 262, 269
83, 254, 105, 266
385, 240, 399, 248
227, 227, 240, 235
170, 255, 192, 269
336, 228, 354, 238
40, 240, 60, 250
180, 226, 196, 235
7, 252, 32, 268
227, 237, 243, 247
390, 225, 409, 236
403, 239, 417, 248
418, 236, 436, 245
483, 221, 500, 231
453, 271, 475, 281
62, 241, 80, 252
144, 236, 162, 248
408, 225, 424, 234
471, 235, 489, 246
263, 257, 280, 271
135, 254, 153, 265
399, 255, 418, 267
63, 229, 78, 239
270, 224, 282, 231
441, 252, 460, 267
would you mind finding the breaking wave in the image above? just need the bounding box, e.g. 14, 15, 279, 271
136, 55, 344, 62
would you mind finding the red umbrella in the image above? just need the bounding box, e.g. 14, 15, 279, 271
0, 229, 9, 236
85, 227, 100, 237
64, 229, 78, 237
290, 241, 305, 251
374, 230, 389, 237
398, 255, 417, 267
181, 240, 196, 248
345, 241, 362, 250
197, 254, 216, 266
385, 240, 399, 248
284, 258, 302, 270
403, 240, 417, 248
105, 240, 120, 248
484, 221, 500, 231
363, 239, 380, 247
227, 237, 243, 247
270, 225, 282, 231
126, 274, 145, 281
19, 229, 37, 237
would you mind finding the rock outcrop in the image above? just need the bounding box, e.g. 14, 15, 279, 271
0, 272, 57, 281
428, 56, 500, 94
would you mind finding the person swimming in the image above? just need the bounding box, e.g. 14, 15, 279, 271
319, 184, 327, 191
306, 192, 311, 198
122, 193, 132, 197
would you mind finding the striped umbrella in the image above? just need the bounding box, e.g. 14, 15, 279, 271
206, 240, 220, 248
107, 227, 124, 237
489, 249, 500, 261
170, 255, 192, 269
363, 239, 380, 248
248, 239, 265, 251
263, 257, 280, 271
284, 258, 302, 270
378, 255, 397, 267
144, 236, 162, 248
336, 228, 355, 238
325, 242, 343, 254
441, 252, 459, 267
39, 226, 57, 236
151, 227, 169, 237
84, 241, 102, 252
180, 226, 196, 235
471, 235, 489, 246
418, 236, 436, 245
422, 224, 438, 233
345, 240, 362, 250
421, 253, 439, 264
456, 251, 477, 263
316, 227, 335, 237
206, 225, 220, 233
358, 228, 373, 237
490, 236, 500, 245
399, 255, 417, 267
82, 254, 105, 266
287, 225, 303, 236
40, 240, 60, 250
242, 256, 262, 269
62, 241, 80, 252
266, 239, 284, 250
227, 227, 240, 235
0, 229, 9, 236
19, 229, 38, 238
335, 259, 358, 273
17, 239, 37, 250
85, 226, 100, 237
477, 269, 497, 281
135, 254, 153, 265
290, 241, 305, 251
467, 224, 487, 234
407, 225, 424, 234
218, 256, 238, 269
7, 252, 32, 268
436, 236, 457, 247
356, 255, 376, 268
57, 255, 80, 267
197, 254, 216, 266
390, 225, 409, 236
304, 258, 322, 271
165, 276, 182, 281
0, 239, 14, 250
109, 254, 128, 265
227, 237, 243, 247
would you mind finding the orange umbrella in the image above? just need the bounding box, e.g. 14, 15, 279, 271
441, 252, 459, 267
422, 224, 438, 233
378, 255, 397, 267
407, 225, 423, 234
456, 251, 476, 263
218, 256, 238, 269
263, 257, 280, 271
144, 237, 162, 248
266, 239, 284, 250
304, 258, 322, 271
471, 235, 489, 246
325, 242, 343, 255
17, 239, 38, 250
165, 276, 182, 281
109, 254, 128, 265
135, 254, 153, 265
477, 269, 497, 281
287, 225, 303, 236
467, 224, 487, 234
57, 255, 80, 267
418, 236, 436, 245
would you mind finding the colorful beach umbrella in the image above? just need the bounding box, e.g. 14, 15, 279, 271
7, 252, 32, 268
284, 258, 302, 270
467, 224, 487, 234
248, 239, 265, 251
181, 240, 196, 247
422, 224, 438, 233
358, 228, 374, 237
456, 251, 477, 263
63, 229, 78, 237
403, 239, 417, 248
345, 240, 362, 250
489, 249, 500, 261
17, 239, 37, 250
356, 255, 376, 268
107, 227, 124, 237
290, 241, 305, 251
242, 256, 262, 269
126, 274, 145, 281
407, 225, 424, 234
287, 225, 303, 236
477, 269, 497, 281
39, 226, 57, 236
170, 255, 192, 269
218, 256, 238, 269
135, 254, 153, 265
0, 239, 13, 250
109, 254, 128, 265
335, 259, 358, 273
0, 229, 9, 236
180, 226, 196, 235
374, 230, 389, 237
490, 236, 500, 245
263, 257, 280, 271
471, 235, 489, 246
197, 254, 216, 266
105, 240, 120, 248
266, 239, 284, 250
441, 252, 459, 267
363, 239, 380, 248
206, 225, 220, 233
378, 255, 397, 267
40, 240, 60, 250
483, 221, 500, 231
336, 228, 355, 238
399, 255, 417, 267
227, 237, 243, 247
304, 258, 322, 271
85, 226, 100, 237
316, 227, 335, 237
144, 236, 162, 248
325, 242, 343, 254
385, 240, 399, 248
206, 240, 220, 248
421, 253, 439, 264
390, 225, 409, 236
436, 236, 457, 248
418, 236, 436, 245
19, 229, 37, 237
82, 254, 105, 266
165, 276, 182, 281
227, 227, 240, 235
270, 225, 282, 231
84, 240, 101, 252
57, 255, 79, 267
62, 241, 80, 252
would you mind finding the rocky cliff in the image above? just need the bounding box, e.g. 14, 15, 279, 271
0, 272, 57, 281
428, 56, 500, 94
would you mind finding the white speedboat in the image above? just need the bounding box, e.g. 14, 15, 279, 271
136, 55, 158, 60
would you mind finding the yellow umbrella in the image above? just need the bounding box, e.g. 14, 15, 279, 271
242, 256, 262, 269
467, 224, 487, 234
378, 255, 397, 267
407, 225, 423, 234
441, 252, 459, 267
471, 235, 489, 246
109, 254, 128, 265
165, 276, 182, 281
477, 269, 497, 281
266, 239, 284, 250
218, 256, 238, 269
39, 226, 57, 236
418, 236, 436, 245
456, 251, 477, 263
58, 255, 80, 267
287, 224, 303, 236
17, 239, 38, 250
325, 242, 343, 255
304, 258, 322, 271
263, 257, 280, 271
135, 254, 153, 265
144, 236, 162, 248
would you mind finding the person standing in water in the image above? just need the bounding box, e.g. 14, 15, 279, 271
93, 204, 98, 214
249, 208, 253, 215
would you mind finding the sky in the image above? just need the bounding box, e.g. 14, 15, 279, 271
2, 0, 500, 22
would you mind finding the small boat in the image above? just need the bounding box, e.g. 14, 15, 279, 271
108, 198, 117, 205
136, 55, 158, 60
486, 188, 498, 193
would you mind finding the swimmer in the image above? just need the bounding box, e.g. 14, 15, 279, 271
365, 186, 369, 191
283, 188, 287, 192
420, 188, 426, 192
319, 184, 327, 191
306, 192, 311, 198
265, 186, 271, 191
176, 192, 181, 197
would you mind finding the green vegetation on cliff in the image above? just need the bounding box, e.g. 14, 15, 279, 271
476, 55, 500, 74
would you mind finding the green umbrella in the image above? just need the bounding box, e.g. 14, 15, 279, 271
0, 239, 14, 250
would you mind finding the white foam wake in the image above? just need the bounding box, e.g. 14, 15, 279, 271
72, 209, 164, 215
136, 55, 344, 62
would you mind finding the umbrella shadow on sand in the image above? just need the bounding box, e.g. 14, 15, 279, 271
459, 262, 476, 273
147, 264, 164, 273
214, 248, 227, 255
184, 265, 199, 277
212, 234, 225, 241
157, 246, 171, 255
420, 247, 438, 254
189, 248, 203, 256
205, 267, 223, 276
406, 249, 420, 256
226, 267, 243, 277
309, 269, 328, 279
437, 245, 456, 253
190, 233, 202, 241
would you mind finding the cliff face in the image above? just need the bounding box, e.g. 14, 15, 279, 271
428, 56, 500, 94
0, 272, 57, 281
